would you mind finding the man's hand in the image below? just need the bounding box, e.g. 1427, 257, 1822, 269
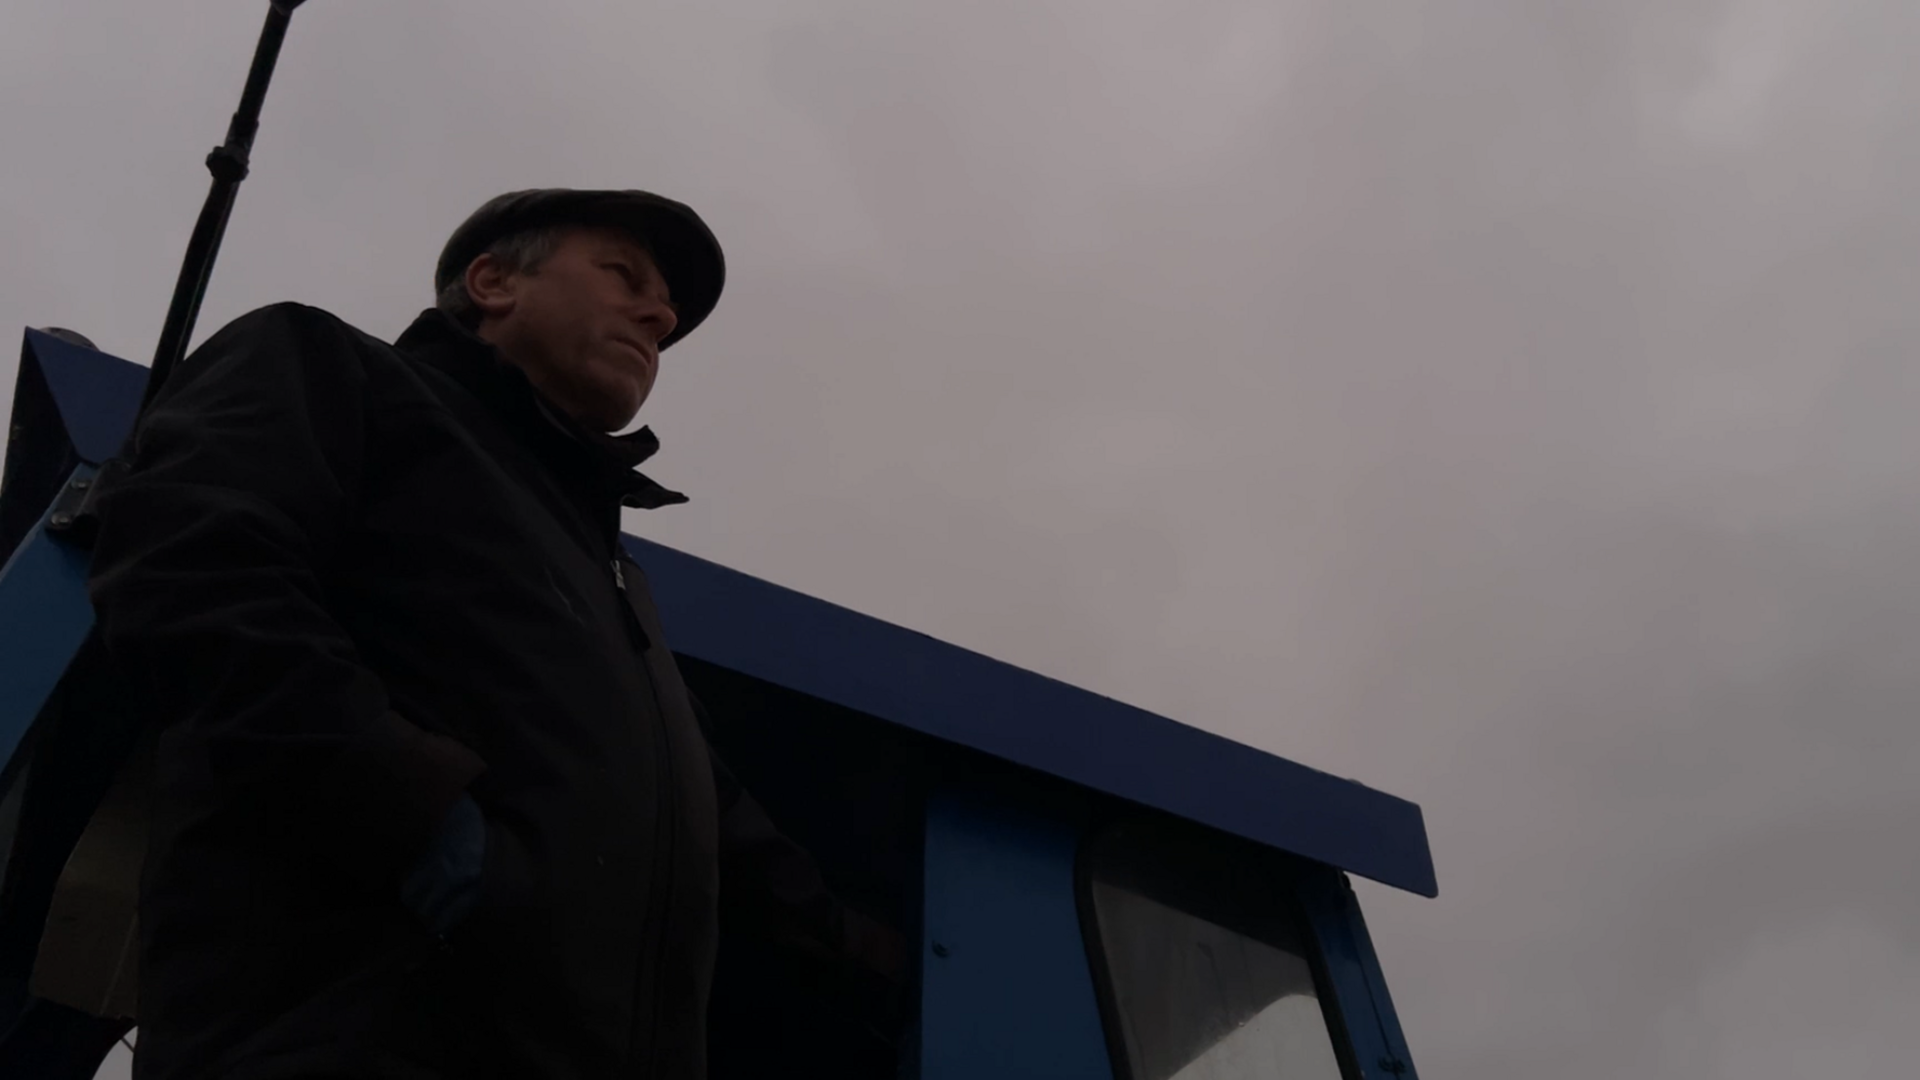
844, 909, 912, 989
399, 794, 486, 938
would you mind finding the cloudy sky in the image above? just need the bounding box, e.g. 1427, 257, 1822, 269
8, 1, 1919, 1077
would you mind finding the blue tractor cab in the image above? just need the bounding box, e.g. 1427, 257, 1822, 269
0, 328, 1433, 1079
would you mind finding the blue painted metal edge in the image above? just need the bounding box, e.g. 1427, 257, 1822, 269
0, 466, 100, 778
1298, 869, 1419, 1080
1336, 877, 1419, 1080
14, 327, 1438, 898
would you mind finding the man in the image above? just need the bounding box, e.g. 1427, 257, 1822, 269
87, 189, 902, 1079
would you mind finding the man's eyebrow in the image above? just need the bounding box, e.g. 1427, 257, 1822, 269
641, 256, 678, 312
603, 252, 672, 295
605, 245, 674, 308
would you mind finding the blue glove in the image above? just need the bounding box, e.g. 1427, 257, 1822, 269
400, 794, 486, 937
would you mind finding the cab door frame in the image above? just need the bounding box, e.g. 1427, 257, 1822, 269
918, 771, 1421, 1080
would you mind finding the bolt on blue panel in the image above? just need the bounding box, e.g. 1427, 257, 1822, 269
920, 782, 1113, 1080
0, 467, 100, 777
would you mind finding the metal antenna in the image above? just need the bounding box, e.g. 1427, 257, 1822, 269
142, 0, 309, 412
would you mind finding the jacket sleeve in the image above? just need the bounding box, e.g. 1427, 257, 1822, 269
87, 303, 485, 889
694, 697, 904, 985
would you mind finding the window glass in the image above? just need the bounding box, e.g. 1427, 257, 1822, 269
1085, 823, 1346, 1080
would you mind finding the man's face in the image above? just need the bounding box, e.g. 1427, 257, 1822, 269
468, 227, 679, 432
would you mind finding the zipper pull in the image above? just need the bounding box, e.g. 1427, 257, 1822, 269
612, 559, 627, 591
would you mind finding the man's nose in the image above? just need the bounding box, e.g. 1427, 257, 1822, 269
636, 296, 678, 344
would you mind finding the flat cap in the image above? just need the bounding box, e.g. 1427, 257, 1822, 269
435, 188, 725, 350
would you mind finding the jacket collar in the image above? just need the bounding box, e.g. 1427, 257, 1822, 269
394, 309, 689, 510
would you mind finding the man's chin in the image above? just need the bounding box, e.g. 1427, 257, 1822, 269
575, 375, 647, 432
599, 396, 648, 434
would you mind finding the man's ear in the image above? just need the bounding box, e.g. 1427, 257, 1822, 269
464, 253, 517, 320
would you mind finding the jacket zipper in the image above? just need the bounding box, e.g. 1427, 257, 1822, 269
644, 710, 677, 1070
614, 549, 679, 1069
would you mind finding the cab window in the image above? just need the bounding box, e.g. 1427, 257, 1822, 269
1082, 820, 1349, 1080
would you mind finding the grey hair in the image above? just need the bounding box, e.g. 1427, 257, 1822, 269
434, 224, 572, 327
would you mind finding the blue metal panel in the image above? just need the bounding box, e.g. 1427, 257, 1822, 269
1297, 869, 1419, 1080
0, 467, 98, 776
0, 466, 122, 1080
629, 535, 1437, 898
920, 783, 1113, 1080
17, 333, 144, 466
13, 330, 1438, 898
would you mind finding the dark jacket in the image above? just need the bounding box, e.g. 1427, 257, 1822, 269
87, 303, 861, 1080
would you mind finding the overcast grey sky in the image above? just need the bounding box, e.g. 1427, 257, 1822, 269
7, 1, 1919, 1077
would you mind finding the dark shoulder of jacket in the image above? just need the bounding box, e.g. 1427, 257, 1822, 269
199, 300, 359, 349
163, 301, 378, 398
